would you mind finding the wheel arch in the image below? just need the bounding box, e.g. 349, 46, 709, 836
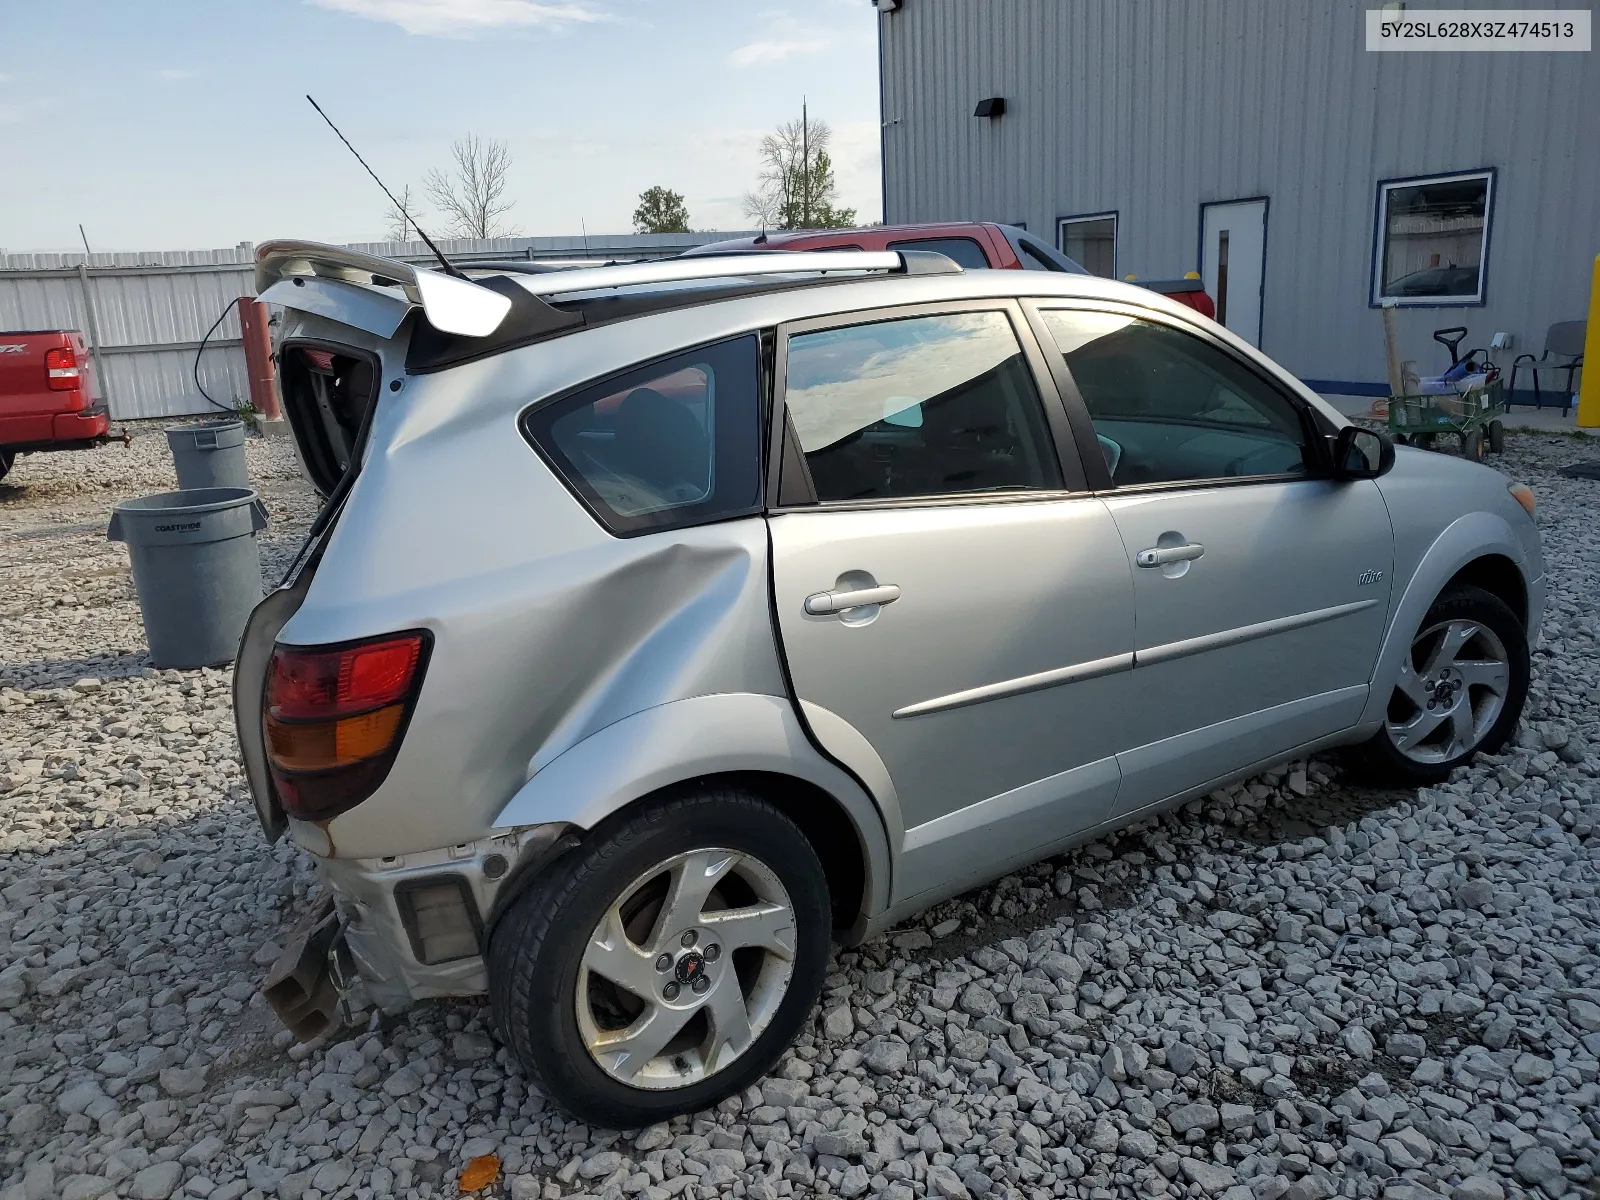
1446, 553, 1527, 628
1359, 513, 1537, 730
487, 693, 892, 939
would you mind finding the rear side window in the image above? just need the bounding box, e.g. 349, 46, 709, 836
522, 335, 762, 535
783, 311, 1060, 503
886, 237, 992, 270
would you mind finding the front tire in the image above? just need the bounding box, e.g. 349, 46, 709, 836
488, 787, 831, 1128
1350, 584, 1528, 785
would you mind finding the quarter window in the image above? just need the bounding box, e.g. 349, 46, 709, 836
783, 311, 1060, 503
1039, 310, 1310, 486
521, 335, 762, 535
885, 237, 992, 270
1372, 170, 1492, 305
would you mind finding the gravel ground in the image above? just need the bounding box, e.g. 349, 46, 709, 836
1, 429, 1598, 1200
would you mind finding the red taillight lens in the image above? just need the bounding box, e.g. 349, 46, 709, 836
269, 637, 421, 719
264, 631, 430, 822
45, 346, 81, 391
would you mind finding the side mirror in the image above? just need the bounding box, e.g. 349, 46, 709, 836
1331, 426, 1395, 479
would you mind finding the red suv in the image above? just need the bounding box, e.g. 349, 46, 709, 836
687, 222, 1215, 319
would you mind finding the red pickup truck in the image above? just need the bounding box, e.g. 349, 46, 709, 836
0, 330, 111, 481
685, 222, 1216, 318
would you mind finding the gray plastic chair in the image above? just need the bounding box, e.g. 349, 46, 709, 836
1509, 321, 1585, 413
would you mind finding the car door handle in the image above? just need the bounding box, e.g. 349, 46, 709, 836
1135, 543, 1205, 568
804, 584, 902, 615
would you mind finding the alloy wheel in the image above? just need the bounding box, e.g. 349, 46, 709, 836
576, 848, 798, 1090
1385, 617, 1511, 764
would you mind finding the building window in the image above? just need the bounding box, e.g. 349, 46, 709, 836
1372, 170, 1493, 305
1058, 213, 1117, 279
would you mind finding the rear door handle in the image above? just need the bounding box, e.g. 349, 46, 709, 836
1135, 543, 1205, 568
804, 584, 901, 615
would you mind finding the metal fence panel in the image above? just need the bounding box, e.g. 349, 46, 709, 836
0, 232, 759, 422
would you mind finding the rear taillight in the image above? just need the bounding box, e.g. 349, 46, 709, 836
45, 346, 81, 391
264, 631, 431, 822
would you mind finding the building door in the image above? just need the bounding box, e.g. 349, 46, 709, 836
1200, 198, 1267, 347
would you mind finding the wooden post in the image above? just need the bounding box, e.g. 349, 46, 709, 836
238, 298, 282, 421
1579, 254, 1600, 429
1380, 301, 1405, 399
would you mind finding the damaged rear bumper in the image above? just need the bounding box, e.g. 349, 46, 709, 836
260, 893, 348, 1042
260, 823, 569, 1039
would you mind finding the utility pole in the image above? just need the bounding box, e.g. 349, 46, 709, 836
802, 97, 810, 228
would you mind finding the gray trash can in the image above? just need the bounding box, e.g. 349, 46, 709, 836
108, 487, 269, 669
166, 419, 250, 491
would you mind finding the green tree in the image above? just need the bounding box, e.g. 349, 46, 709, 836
633, 186, 691, 233
742, 105, 857, 231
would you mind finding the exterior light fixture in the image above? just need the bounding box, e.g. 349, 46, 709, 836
974, 97, 1006, 119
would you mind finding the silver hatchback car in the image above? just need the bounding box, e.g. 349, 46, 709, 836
238, 243, 1543, 1127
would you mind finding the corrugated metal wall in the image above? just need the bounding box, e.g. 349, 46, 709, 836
0, 232, 760, 422
879, 0, 1600, 392
0, 260, 255, 421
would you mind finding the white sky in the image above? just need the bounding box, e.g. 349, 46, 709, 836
0, 0, 883, 252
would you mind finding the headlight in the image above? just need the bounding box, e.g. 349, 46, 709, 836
1508, 482, 1536, 516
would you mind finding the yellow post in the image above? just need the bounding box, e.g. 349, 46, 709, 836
1580, 253, 1600, 429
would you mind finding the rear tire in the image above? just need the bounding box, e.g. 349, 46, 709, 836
1412, 433, 1436, 452
488, 786, 831, 1128
1347, 585, 1527, 786
0, 450, 13, 482
1461, 430, 1485, 462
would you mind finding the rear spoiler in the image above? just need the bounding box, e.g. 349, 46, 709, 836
254, 241, 513, 338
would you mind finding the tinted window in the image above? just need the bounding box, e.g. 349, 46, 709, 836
784, 311, 1059, 502
886, 237, 992, 270
522, 335, 762, 535
1039, 311, 1309, 486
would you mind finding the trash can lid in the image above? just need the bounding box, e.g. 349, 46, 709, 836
113, 486, 259, 515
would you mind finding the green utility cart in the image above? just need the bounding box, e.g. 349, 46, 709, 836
1387, 376, 1507, 462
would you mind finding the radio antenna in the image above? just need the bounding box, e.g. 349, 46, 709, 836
305, 94, 467, 280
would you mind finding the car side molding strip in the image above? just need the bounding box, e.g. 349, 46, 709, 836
1136, 599, 1380, 668
892, 651, 1135, 719
891, 600, 1378, 721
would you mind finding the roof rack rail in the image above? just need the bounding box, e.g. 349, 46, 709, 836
505, 249, 960, 298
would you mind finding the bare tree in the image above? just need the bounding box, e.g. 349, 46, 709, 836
743, 104, 856, 231
383, 185, 420, 243
740, 186, 782, 230
424, 134, 518, 239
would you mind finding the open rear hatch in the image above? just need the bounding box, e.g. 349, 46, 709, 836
238, 241, 520, 838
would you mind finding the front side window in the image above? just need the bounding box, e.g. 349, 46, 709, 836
885, 237, 992, 270
1372, 170, 1493, 305
521, 335, 762, 535
1058, 214, 1117, 278
783, 310, 1060, 503
1039, 310, 1310, 487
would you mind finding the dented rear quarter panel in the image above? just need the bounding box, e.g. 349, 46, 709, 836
276, 311, 791, 860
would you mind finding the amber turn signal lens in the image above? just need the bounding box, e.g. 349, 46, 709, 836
266, 705, 405, 771
1508, 483, 1536, 516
